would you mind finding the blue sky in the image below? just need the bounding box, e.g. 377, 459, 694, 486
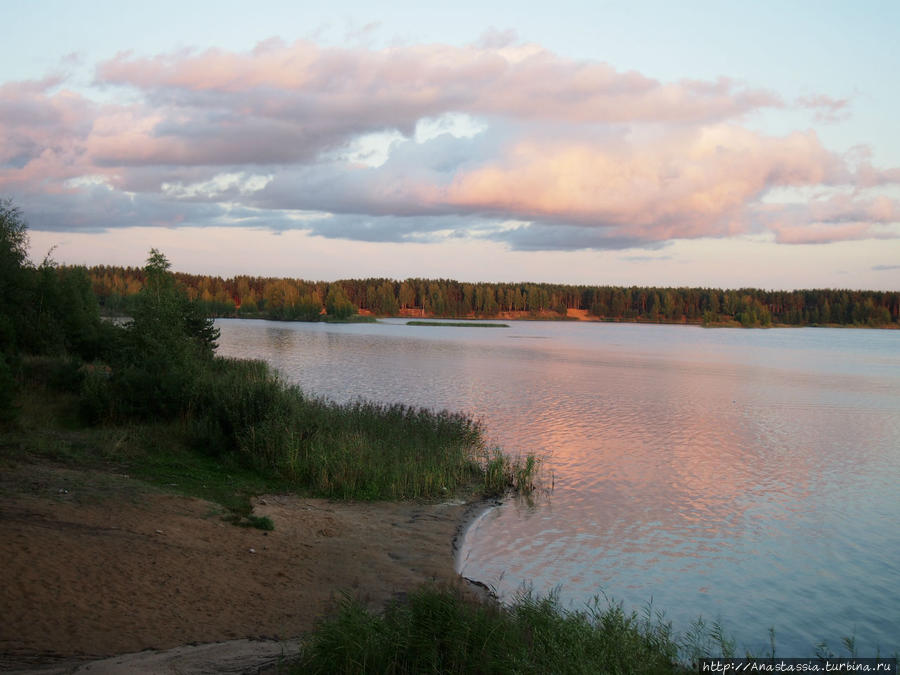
2, 0, 898, 289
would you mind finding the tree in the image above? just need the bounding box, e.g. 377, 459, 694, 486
375, 281, 399, 315
0, 198, 32, 355
0, 199, 30, 421
398, 281, 416, 310
111, 249, 219, 419
130, 248, 218, 354
325, 285, 355, 319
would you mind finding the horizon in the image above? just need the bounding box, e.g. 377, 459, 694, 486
3, 1, 900, 291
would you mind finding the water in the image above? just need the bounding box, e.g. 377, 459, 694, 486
215, 318, 900, 656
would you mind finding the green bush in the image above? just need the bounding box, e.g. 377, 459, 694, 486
296, 586, 685, 675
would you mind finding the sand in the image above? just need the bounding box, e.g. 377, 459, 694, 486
0, 465, 492, 673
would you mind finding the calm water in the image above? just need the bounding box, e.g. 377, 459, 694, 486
215, 318, 900, 656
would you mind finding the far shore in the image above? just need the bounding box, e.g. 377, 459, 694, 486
194, 307, 900, 329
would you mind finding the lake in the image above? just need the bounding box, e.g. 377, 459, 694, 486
215, 318, 900, 656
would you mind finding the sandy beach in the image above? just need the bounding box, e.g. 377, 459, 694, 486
0, 464, 490, 673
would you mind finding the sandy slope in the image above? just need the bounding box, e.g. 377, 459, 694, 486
0, 465, 490, 673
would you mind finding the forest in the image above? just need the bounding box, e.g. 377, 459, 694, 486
85, 264, 900, 328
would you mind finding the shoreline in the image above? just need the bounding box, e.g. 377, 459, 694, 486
453, 497, 504, 598
0, 464, 499, 673
204, 310, 900, 330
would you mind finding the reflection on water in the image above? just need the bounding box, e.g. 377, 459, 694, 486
216, 319, 900, 656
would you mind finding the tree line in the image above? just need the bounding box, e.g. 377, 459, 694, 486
85, 264, 899, 328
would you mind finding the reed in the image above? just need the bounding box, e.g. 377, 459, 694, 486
295, 585, 686, 674
73, 353, 537, 502
187, 357, 536, 500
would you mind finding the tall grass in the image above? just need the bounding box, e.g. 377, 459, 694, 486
295, 585, 686, 675
80, 355, 538, 501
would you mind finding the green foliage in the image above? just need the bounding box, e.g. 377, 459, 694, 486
32, 260, 112, 358
295, 586, 685, 675
481, 449, 540, 496
1, 200, 114, 426
129, 248, 219, 354
325, 285, 356, 319
7, 371, 287, 524
0, 198, 32, 356
32, 348, 529, 502
185, 357, 523, 500
0, 199, 112, 365
99, 249, 220, 420
291, 293, 323, 321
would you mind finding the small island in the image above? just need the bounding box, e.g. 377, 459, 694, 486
407, 320, 510, 327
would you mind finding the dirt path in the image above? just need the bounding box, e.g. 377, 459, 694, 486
0, 465, 491, 672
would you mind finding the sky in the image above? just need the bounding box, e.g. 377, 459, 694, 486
2, 0, 899, 290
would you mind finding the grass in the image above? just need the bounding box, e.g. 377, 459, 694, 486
407, 321, 510, 328
178, 356, 539, 501
293, 584, 898, 674
3, 375, 289, 526
223, 513, 276, 530
294, 585, 688, 675
9, 355, 539, 513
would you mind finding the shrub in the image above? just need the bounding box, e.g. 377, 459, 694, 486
295, 586, 684, 675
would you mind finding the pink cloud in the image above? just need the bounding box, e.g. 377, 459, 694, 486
796, 93, 851, 122
96, 39, 782, 125
757, 192, 900, 245
2, 38, 898, 251
246, 124, 897, 249
774, 222, 882, 244
433, 127, 847, 240
806, 193, 897, 223
0, 78, 98, 191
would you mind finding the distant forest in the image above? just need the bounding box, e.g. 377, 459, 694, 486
81, 265, 900, 328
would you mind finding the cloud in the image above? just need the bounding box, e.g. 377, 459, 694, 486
0, 78, 96, 185
246, 124, 886, 248
1, 37, 898, 252
773, 222, 885, 245
796, 93, 851, 122
302, 213, 477, 243
758, 192, 900, 245
621, 254, 673, 262
96, 39, 781, 125
438, 127, 845, 237
872, 264, 900, 271
484, 222, 660, 251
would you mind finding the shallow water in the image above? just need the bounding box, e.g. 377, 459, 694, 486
215, 318, 900, 656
